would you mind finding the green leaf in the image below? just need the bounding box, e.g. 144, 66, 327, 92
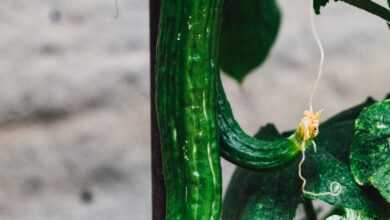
316, 120, 355, 163
282, 97, 375, 138
302, 148, 381, 215
326, 208, 378, 220
222, 166, 301, 220
302, 116, 389, 218
223, 102, 390, 220
301, 109, 388, 217
369, 160, 390, 202
255, 123, 281, 141
222, 125, 301, 220
350, 99, 390, 202
310, 98, 375, 163
321, 97, 375, 127
220, 0, 281, 82
313, 0, 330, 14
283, 98, 375, 162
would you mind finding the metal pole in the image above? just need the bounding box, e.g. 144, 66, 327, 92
150, 0, 164, 219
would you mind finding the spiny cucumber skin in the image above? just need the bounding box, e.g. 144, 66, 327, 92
156, 0, 223, 219
216, 75, 301, 170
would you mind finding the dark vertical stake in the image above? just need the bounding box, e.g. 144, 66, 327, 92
150, 0, 165, 219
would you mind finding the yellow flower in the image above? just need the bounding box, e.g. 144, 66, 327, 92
296, 110, 322, 147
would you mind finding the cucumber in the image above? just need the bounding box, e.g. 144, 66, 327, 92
156, 1, 302, 219
216, 74, 301, 170
155, 0, 224, 219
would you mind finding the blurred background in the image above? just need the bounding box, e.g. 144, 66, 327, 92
0, 0, 388, 219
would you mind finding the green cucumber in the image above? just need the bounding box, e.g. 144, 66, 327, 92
156, 0, 302, 218
216, 74, 301, 170
156, 0, 224, 219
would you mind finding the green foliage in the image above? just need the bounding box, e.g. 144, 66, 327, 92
219, 0, 281, 82
223, 99, 390, 219
219, 0, 389, 83
218, 0, 390, 218
222, 124, 301, 220
156, 0, 390, 219
220, 0, 389, 83
321, 97, 375, 127
326, 208, 377, 220
350, 100, 390, 202
301, 148, 385, 217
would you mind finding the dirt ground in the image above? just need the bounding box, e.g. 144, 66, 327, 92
0, 0, 388, 219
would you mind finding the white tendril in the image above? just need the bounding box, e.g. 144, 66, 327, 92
308, 0, 325, 112
298, 149, 342, 197
296, 0, 341, 199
